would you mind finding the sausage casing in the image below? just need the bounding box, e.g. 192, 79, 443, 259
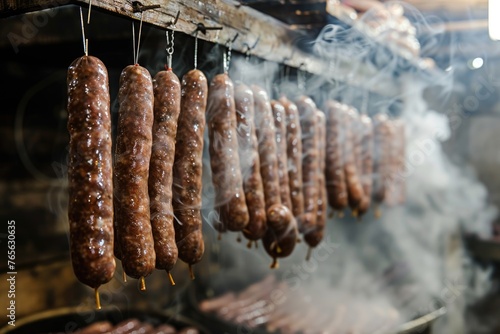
207, 73, 249, 232
252, 86, 296, 263
343, 105, 365, 211
235, 83, 267, 241
271, 100, 292, 210
252, 85, 281, 209
114, 64, 156, 279
149, 69, 180, 272
324, 100, 348, 211
67, 55, 115, 288
295, 96, 320, 233
173, 69, 207, 265
279, 97, 304, 219
304, 110, 326, 248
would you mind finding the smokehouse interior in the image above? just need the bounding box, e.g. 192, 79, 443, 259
2, 0, 500, 333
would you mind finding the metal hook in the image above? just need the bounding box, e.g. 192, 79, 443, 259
194, 22, 223, 35
132, 1, 160, 13
227, 32, 239, 46
168, 10, 180, 27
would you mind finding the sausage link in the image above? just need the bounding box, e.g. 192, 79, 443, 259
67, 55, 115, 288
207, 74, 249, 232
324, 100, 348, 211
252, 86, 296, 265
357, 115, 374, 216
252, 85, 281, 209
149, 69, 181, 274
295, 96, 320, 233
173, 69, 207, 265
75, 321, 113, 334
271, 100, 292, 210
304, 110, 326, 248
114, 64, 156, 279
235, 83, 267, 241
343, 105, 364, 211
279, 97, 304, 219
372, 114, 391, 205
262, 204, 298, 262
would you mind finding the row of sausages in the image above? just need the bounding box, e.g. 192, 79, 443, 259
206, 83, 406, 265
66, 53, 406, 305
67, 55, 208, 303
49, 319, 199, 334
199, 275, 400, 333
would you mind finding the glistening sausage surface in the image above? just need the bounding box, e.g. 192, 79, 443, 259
324, 100, 348, 211
279, 97, 304, 219
173, 69, 207, 266
114, 64, 156, 279
252, 86, 296, 266
235, 83, 267, 241
295, 96, 319, 233
304, 110, 326, 248
207, 73, 249, 232
149, 68, 180, 275
67, 55, 115, 288
343, 105, 364, 212
271, 100, 292, 210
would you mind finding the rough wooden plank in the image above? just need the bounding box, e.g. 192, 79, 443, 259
0, 0, 400, 96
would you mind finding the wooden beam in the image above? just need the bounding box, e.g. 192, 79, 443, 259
0, 0, 402, 96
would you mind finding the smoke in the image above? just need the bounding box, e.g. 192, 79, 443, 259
198, 3, 497, 333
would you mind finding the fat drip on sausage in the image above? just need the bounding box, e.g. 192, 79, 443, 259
279, 97, 304, 220
207, 74, 249, 232
324, 100, 348, 213
357, 114, 374, 217
234, 83, 267, 245
149, 68, 181, 285
295, 96, 320, 233
304, 110, 327, 256
343, 105, 365, 214
252, 86, 297, 268
271, 100, 292, 210
173, 69, 207, 277
67, 55, 115, 302
114, 64, 156, 286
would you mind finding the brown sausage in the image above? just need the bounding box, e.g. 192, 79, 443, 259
262, 204, 297, 264
279, 97, 304, 219
234, 83, 267, 241
324, 100, 348, 211
295, 96, 319, 233
149, 69, 180, 278
271, 100, 292, 210
304, 110, 327, 249
207, 73, 249, 232
177, 328, 200, 334
252, 86, 281, 210
357, 114, 374, 216
67, 55, 115, 289
110, 319, 141, 334
252, 86, 297, 266
343, 105, 365, 212
173, 69, 207, 266
114, 64, 156, 280
75, 321, 113, 334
